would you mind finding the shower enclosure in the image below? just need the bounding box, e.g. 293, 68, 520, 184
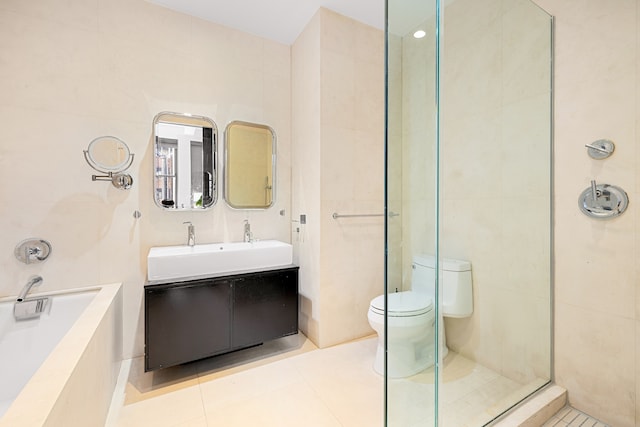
385, 0, 553, 425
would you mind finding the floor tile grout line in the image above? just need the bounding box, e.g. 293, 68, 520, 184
553, 405, 609, 427
196, 380, 210, 427
287, 353, 348, 427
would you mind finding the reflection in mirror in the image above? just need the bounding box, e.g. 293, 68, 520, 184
224, 121, 276, 209
86, 136, 133, 172
153, 112, 217, 210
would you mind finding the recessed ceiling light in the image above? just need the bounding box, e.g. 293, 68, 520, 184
413, 30, 426, 39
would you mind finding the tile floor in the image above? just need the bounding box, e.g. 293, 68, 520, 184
543, 406, 610, 427
106, 334, 547, 427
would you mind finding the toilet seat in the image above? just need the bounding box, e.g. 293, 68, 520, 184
369, 291, 433, 317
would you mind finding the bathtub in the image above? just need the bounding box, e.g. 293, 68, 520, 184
0, 283, 122, 427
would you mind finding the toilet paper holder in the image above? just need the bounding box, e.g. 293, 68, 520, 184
578, 180, 628, 219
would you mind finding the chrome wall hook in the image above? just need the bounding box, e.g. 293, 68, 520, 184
585, 139, 615, 159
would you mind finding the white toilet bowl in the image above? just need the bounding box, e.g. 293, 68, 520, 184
367, 291, 435, 378
367, 255, 472, 378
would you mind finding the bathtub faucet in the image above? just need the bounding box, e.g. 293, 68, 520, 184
17, 275, 43, 302
14, 275, 49, 320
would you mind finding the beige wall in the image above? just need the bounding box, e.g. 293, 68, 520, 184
6, 0, 634, 423
440, 0, 552, 385
0, 0, 292, 359
393, 0, 640, 424
292, 11, 323, 344
292, 8, 385, 348
395, 0, 551, 387
533, 1, 639, 425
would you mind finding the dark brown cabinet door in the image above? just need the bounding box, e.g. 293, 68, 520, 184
232, 269, 298, 349
145, 267, 298, 371
145, 279, 231, 371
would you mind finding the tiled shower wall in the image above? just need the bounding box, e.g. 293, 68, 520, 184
440, 0, 552, 385
397, 0, 551, 386
394, 0, 640, 425
533, 1, 640, 425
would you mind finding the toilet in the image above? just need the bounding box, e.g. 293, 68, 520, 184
368, 255, 472, 378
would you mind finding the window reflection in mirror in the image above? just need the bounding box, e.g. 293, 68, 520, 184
153, 112, 217, 210
224, 121, 276, 209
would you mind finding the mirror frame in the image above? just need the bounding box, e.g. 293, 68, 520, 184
152, 112, 218, 211
223, 121, 277, 210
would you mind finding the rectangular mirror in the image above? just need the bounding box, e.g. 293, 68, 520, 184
223, 121, 276, 209
153, 112, 217, 210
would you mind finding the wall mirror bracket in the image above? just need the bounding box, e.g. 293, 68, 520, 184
83, 136, 134, 190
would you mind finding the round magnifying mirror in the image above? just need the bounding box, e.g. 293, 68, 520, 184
85, 136, 132, 173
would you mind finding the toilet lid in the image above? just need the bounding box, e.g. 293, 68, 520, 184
370, 291, 433, 317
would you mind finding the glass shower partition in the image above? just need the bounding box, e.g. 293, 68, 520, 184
386, 0, 441, 425
385, 0, 553, 425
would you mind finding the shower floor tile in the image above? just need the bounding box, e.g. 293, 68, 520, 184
543, 406, 610, 427
106, 335, 541, 427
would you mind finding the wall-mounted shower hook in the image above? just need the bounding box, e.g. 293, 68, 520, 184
585, 139, 615, 159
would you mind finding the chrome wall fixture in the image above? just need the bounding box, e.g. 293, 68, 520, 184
84, 136, 135, 190
580, 138, 628, 219
15, 238, 52, 264
578, 180, 628, 219
332, 211, 400, 219
585, 139, 615, 159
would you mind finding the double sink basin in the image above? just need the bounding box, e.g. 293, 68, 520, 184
147, 240, 293, 282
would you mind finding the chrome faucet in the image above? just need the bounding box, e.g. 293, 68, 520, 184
243, 219, 253, 243
183, 221, 195, 246
17, 275, 43, 301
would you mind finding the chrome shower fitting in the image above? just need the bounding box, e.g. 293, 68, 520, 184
578, 179, 628, 219
14, 275, 49, 321
14, 238, 52, 264
17, 275, 43, 301
584, 139, 615, 159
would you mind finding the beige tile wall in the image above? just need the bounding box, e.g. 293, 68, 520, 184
0, 0, 292, 359
394, 0, 640, 424
387, 33, 404, 289
400, 17, 439, 281
532, 1, 639, 425
440, 0, 552, 385
292, 8, 385, 348
292, 11, 323, 345
396, 0, 552, 386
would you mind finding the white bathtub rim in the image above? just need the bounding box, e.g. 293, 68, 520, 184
0, 282, 122, 427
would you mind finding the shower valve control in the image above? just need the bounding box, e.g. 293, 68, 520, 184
578, 180, 628, 220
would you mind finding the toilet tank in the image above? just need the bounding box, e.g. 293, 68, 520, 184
411, 255, 473, 318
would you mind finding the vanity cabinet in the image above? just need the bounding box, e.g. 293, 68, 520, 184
232, 269, 298, 349
145, 266, 298, 371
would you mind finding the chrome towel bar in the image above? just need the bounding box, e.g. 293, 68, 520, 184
332, 211, 399, 219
